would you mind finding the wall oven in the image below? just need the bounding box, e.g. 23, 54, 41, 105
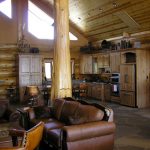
110, 73, 120, 97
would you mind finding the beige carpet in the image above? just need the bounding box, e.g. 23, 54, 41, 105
85, 99, 150, 150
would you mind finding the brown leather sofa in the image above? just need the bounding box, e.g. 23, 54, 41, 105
26, 98, 116, 150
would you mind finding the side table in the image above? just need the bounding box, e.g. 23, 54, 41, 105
0, 122, 24, 147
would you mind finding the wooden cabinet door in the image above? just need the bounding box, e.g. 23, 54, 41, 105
31, 55, 42, 73
80, 55, 92, 74
104, 84, 111, 101
30, 74, 42, 85
80, 55, 86, 74
87, 84, 92, 97
110, 52, 120, 73
19, 55, 31, 73
97, 54, 103, 68
120, 91, 135, 107
103, 54, 110, 67
86, 55, 92, 74
98, 54, 110, 68
91, 85, 98, 98
120, 64, 135, 91
95, 86, 102, 100
92, 55, 98, 74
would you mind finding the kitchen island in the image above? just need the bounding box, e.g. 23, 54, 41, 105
72, 80, 111, 101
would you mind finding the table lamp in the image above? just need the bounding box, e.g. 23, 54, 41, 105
25, 86, 40, 106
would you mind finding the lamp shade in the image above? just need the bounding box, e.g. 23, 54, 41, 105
25, 86, 40, 97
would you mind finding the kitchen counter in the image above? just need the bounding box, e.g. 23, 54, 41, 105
72, 80, 111, 101
72, 80, 110, 84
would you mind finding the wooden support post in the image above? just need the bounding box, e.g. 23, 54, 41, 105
51, 0, 72, 103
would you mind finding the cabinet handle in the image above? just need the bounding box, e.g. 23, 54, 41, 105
124, 93, 131, 95
125, 74, 128, 83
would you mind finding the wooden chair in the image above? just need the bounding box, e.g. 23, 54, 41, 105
79, 83, 87, 99
0, 121, 44, 150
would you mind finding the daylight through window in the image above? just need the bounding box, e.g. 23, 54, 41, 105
28, 1, 78, 40
0, 0, 12, 18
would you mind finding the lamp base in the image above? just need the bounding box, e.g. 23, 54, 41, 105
28, 97, 37, 107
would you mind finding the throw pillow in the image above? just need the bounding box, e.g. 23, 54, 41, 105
68, 104, 104, 125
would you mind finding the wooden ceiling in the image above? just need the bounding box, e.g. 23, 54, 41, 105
41, 0, 150, 42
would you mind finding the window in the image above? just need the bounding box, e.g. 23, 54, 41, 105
0, 0, 12, 18
28, 1, 78, 40
44, 59, 53, 81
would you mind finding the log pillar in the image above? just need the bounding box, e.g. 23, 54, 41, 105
51, 0, 72, 103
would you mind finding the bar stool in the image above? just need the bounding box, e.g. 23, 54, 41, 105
79, 83, 87, 99
72, 84, 80, 99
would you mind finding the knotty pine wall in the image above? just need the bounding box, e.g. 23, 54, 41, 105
0, 0, 86, 101
0, 47, 80, 100
0, 46, 18, 99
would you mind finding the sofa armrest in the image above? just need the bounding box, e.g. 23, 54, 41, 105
27, 106, 53, 120
62, 121, 116, 142
9, 111, 21, 122
4, 109, 21, 122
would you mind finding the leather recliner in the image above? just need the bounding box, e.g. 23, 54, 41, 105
25, 98, 116, 150
0, 100, 21, 123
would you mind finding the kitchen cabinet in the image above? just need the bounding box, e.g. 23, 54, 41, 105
80, 54, 92, 74
97, 53, 110, 68
104, 84, 111, 101
92, 54, 98, 74
87, 83, 104, 101
120, 91, 135, 107
87, 83, 92, 97
18, 54, 42, 102
120, 49, 150, 108
120, 64, 135, 91
120, 64, 136, 107
110, 52, 120, 73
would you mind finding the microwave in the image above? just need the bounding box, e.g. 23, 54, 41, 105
110, 73, 120, 83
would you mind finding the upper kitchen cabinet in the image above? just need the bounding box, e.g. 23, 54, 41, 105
18, 54, 42, 102
121, 51, 136, 64
110, 52, 120, 73
80, 54, 92, 74
97, 53, 110, 68
92, 54, 98, 74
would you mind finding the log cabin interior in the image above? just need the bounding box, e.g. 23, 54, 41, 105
0, 0, 150, 150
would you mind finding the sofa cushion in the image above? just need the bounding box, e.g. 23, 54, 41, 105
53, 98, 65, 120
68, 104, 104, 125
33, 106, 51, 119
44, 120, 65, 131
60, 100, 79, 124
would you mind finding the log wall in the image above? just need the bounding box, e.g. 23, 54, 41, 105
0, 47, 80, 101
0, 46, 18, 99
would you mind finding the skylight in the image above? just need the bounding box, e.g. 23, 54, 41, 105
28, 1, 78, 40
0, 0, 12, 18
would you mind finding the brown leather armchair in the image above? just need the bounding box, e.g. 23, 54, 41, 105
0, 121, 44, 150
